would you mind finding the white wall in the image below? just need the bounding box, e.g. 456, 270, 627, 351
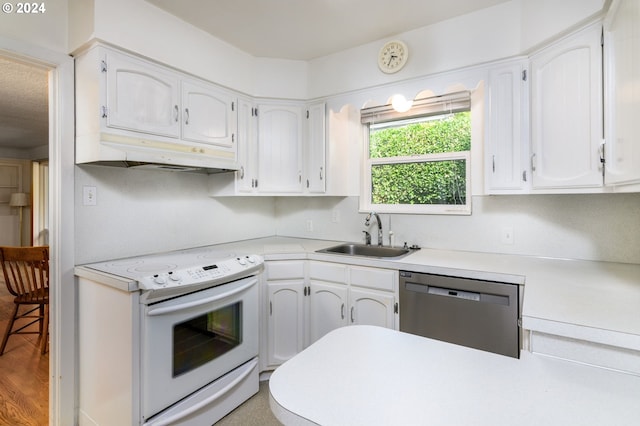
275, 194, 640, 264
67, 0, 308, 99
0, 0, 68, 53
74, 166, 277, 264
306, 0, 605, 98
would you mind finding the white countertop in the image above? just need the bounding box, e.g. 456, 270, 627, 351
75, 236, 640, 350
269, 325, 640, 426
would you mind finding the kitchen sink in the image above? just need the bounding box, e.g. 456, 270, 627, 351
316, 243, 411, 259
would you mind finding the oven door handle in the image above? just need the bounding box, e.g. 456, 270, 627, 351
146, 278, 257, 316
143, 357, 258, 426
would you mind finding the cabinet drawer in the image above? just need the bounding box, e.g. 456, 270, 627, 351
309, 261, 347, 284
350, 267, 396, 291
266, 261, 305, 280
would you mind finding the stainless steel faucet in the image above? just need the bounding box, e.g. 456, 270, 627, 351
365, 212, 383, 246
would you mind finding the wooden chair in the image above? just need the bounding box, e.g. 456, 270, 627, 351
0, 246, 49, 355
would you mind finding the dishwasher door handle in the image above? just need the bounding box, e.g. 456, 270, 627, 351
427, 286, 480, 302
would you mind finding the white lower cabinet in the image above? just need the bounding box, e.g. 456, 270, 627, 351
264, 259, 398, 369
308, 281, 348, 343
349, 287, 395, 329
265, 261, 306, 368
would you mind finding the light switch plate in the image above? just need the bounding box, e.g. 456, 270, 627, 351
83, 186, 97, 206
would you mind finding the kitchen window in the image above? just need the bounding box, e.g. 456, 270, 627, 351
361, 91, 472, 215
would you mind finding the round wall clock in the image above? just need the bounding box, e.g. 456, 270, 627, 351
378, 40, 409, 74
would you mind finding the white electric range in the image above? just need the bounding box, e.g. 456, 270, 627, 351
77, 245, 264, 426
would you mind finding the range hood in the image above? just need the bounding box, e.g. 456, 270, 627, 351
76, 132, 239, 174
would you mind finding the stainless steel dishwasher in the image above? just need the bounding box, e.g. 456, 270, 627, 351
399, 271, 520, 358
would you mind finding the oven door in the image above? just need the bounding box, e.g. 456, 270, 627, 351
141, 275, 259, 420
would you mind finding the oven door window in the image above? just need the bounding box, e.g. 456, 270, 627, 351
173, 301, 242, 377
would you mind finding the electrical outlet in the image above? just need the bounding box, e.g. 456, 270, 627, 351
306, 219, 314, 232
83, 186, 97, 206
331, 209, 340, 223
501, 227, 514, 245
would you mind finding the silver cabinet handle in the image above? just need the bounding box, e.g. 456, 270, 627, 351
184, 108, 190, 125
239, 166, 245, 179
174, 105, 179, 122
341, 303, 345, 320
320, 166, 323, 180
531, 153, 536, 172
350, 306, 355, 323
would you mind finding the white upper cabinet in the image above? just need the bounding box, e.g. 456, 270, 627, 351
236, 98, 259, 193
530, 22, 603, 190
603, 0, 640, 187
75, 43, 239, 170
181, 79, 237, 152
257, 103, 304, 193
485, 59, 529, 193
304, 102, 326, 193
104, 51, 181, 138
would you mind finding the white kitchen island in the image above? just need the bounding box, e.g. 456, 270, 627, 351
269, 325, 640, 426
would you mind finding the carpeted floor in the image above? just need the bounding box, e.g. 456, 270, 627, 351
215, 380, 282, 425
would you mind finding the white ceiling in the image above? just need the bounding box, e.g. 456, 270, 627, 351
146, 0, 509, 60
0, 56, 48, 151
0, 0, 509, 151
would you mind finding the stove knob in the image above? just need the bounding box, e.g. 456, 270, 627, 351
237, 257, 247, 266
153, 274, 166, 285
168, 272, 181, 282
247, 256, 256, 263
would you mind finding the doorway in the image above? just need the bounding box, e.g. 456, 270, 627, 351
0, 37, 75, 425
0, 53, 50, 424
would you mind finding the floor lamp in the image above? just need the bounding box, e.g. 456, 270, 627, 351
9, 192, 29, 246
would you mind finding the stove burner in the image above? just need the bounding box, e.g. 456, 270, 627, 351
196, 250, 235, 261
127, 263, 178, 274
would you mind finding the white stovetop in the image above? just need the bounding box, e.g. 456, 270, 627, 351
269, 325, 640, 426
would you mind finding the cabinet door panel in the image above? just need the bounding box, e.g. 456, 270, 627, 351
309, 281, 347, 344
349, 288, 395, 329
105, 52, 180, 138
305, 102, 326, 193
258, 104, 303, 192
236, 98, 258, 192
182, 80, 236, 151
267, 281, 305, 366
486, 61, 528, 192
604, 0, 640, 186
530, 23, 603, 189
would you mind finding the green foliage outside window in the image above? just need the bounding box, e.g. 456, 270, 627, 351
369, 112, 471, 205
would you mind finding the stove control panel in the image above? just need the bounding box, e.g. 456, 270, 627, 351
138, 255, 263, 291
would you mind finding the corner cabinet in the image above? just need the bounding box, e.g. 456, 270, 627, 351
210, 101, 326, 196
75, 43, 238, 170
257, 103, 305, 193
485, 59, 530, 193
603, 0, 640, 188
529, 22, 603, 190
263, 259, 398, 370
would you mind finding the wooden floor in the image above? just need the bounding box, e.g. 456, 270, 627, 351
0, 278, 48, 426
